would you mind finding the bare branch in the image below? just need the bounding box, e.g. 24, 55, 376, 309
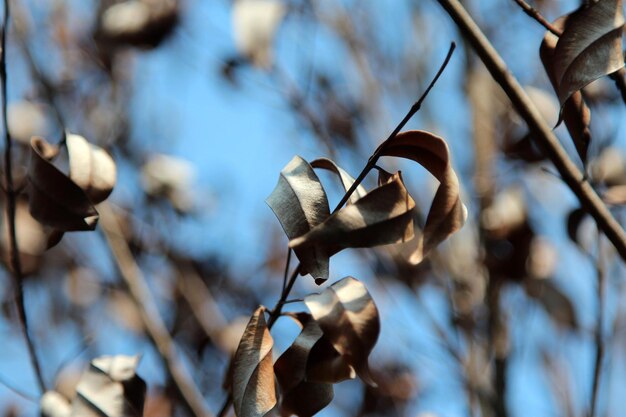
437, 0, 626, 262
99, 203, 214, 417
1, 0, 46, 394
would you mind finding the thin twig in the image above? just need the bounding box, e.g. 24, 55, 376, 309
590, 235, 605, 417
510, 0, 626, 106
216, 43, 456, 417
99, 203, 213, 417
1, 0, 46, 394
437, 0, 626, 262
281, 248, 292, 297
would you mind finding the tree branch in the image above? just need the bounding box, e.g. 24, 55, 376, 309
1, 0, 46, 394
99, 203, 214, 417
436, 0, 626, 263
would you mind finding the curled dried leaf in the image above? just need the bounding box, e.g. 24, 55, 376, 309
275, 315, 334, 417
525, 278, 578, 330
304, 277, 380, 386
289, 172, 415, 283
540, 17, 593, 163
377, 130, 467, 264
28, 137, 99, 231
267, 156, 331, 280
310, 158, 367, 203
552, 0, 625, 106
40, 391, 71, 417
232, 307, 277, 417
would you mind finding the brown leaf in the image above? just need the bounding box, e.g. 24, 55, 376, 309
602, 184, 626, 205
377, 130, 467, 264
232, 307, 277, 417
525, 278, 578, 330
540, 17, 593, 163
289, 172, 415, 282
267, 156, 331, 280
274, 315, 334, 417
552, 0, 625, 106
28, 136, 99, 231
66, 133, 116, 204
310, 158, 367, 203
71, 355, 146, 417
304, 277, 380, 386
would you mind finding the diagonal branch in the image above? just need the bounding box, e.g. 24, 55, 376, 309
99, 203, 214, 417
437, 0, 626, 263
1, 0, 46, 394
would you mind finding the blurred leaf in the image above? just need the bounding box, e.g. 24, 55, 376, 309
590, 147, 626, 186
47, 355, 147, 417
540, 17, 593, 164
377, 130, 467, 264
66, 133, 117, 204
525, 278, 578, 330
290, 172, 415, 283
310, 158, 367, 203
28, 136, 99, 231
232, 307, 277, 417
304, 277, 380, 386
232, 0, 286, 68
267, 155, 331, 280
602, 184, 626, 204
41, 391, 71, 417
7, 101, 48, 145
97, 0, 179, 49
275, 314, 334, 417
551, 0, 625, 106
141, 154, 196, 212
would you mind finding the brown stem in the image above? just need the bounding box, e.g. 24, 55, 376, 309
1, 0, 46, 395
99, 203, 213, 417
511, 0, 626, 106
437, 0, 626, 262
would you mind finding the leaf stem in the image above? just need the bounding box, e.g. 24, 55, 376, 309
1, 0, 46, 395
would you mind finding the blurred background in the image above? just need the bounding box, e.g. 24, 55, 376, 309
1, 0, 626, 416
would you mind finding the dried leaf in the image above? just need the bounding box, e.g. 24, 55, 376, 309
8, 101, 48, 145
275, 315, 334, 417
232, 0, 286, 68
232, 307, 277, 417
304, 277, 380, 386
310, 158, 367, 203
28, 137, 98, 231
67, 133, 116, 204
552, 0, 625, 105
71, 355, 146, 417
267, 156, 330, 280
540, 17, 593, 163
590, 147, 626, 186
290, 172, 415, 282
377, 130, 467, 264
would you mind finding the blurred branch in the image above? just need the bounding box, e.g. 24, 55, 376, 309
11, 3, 67, 143
99, 203, 214, 417
510, 0, 626, 106
590, 236, 606, 417
1, 0, 47, 394
436, 0, 626, 263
